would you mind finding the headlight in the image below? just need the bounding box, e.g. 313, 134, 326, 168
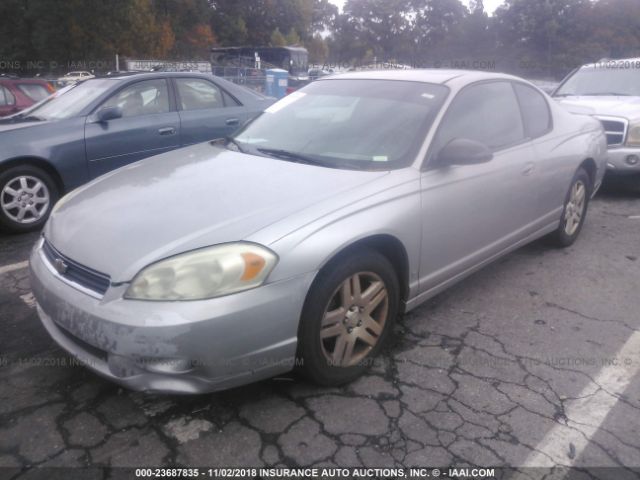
626, 121, 640, 147
125, 243, 277, 301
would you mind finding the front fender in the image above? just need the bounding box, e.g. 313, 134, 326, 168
0, 117, 88, 190
259, 172, 423, 300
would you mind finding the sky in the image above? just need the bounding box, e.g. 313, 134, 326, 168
328, 0, 505, 16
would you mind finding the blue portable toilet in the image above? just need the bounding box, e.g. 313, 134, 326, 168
265, 68, 288, 98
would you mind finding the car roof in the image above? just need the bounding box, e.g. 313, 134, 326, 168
101, 71, 214, 81
0, 77, 49, 85
83, 71, 270, 104
322, 69, 524, 87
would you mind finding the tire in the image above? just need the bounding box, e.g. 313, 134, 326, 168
547, 167, 591, 247
297, 248, 400, 386
0, 165, 59, 234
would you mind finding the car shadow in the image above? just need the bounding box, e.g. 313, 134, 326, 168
598, 175, 640, 199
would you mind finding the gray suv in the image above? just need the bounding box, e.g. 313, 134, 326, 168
554, 57, 640, 179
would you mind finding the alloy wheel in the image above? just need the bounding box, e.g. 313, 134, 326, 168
564, 179, 586, 236
1, 175, 50, 224
319, 271, 389, 367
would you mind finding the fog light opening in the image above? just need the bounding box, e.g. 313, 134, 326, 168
625, 154, 639, 166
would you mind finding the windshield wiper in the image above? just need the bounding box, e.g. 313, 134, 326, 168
0, 114, 45, 124
19, 115, 45, 121
256, 148, 329, 167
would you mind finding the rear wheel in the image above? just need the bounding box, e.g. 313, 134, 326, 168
297, 249, 399, 386
0, 165, 59, 233
547, 168, 591, 247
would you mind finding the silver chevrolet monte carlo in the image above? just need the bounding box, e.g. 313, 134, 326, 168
30, 70, 607, 393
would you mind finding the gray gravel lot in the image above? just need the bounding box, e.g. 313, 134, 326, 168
0, 187, 639, 479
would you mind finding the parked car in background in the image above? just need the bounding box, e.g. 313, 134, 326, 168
30, 70, 606, 393
554, 57, 640, 179
0, 77, 55, 117
529, 78, 559, 95
308, 68, 334, 81
57, 71, 95, 85
0, 72, 275, 232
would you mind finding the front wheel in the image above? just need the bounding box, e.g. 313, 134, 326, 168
297, 249, 400, 386
547, 168, 591, 247
0, 165, 59, 233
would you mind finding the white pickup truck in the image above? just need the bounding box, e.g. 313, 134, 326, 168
553, 57, 640, 179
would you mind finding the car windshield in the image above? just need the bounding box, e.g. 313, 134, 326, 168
233, 79, 449, 170
26, 79, 114, 120
555, 66, 640, 97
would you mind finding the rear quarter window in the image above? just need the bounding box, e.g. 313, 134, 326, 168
513, 83, 552, 138
222, 90, 241, 107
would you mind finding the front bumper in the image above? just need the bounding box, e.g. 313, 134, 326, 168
30, 242, 316, 394
606, 147, 640, 175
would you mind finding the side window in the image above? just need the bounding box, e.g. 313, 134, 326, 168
17, 83, 50, 102
102, 79, 170, 118
222, 90, 241, 107
435, 81, 525, 152
513, 83, 551, 138
0, 86, 15, 106
176, 78, 223, 111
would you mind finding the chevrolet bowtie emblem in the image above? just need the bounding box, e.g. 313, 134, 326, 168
54, 258, 68, 275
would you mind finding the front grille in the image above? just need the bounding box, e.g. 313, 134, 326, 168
42, 239, 111, 296
595, 116, 628, 146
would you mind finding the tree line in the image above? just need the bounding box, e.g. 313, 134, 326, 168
0, 0, 639, 79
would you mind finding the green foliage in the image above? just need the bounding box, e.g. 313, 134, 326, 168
285, 28, 301, 46
210, 0, 316, 46
270, 28, 287, 47
308, 34, 329, 63
329, 0, 640, 78
1, 0, 640, 78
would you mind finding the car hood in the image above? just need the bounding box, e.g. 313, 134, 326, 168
45, 143, 389, 282
0, 120, 52, 132
555, 95, 640, 120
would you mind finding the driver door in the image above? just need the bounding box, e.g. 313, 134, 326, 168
418, 81, 539, 295
85, 78, 181, 178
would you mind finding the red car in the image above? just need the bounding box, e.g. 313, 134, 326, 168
0, 77, 55, 117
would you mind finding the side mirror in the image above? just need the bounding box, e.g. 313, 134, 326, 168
96, 105, 123, 122
436, 138, 493, 166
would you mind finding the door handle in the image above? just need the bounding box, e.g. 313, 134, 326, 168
158, 127, 176, 135
225, 118, 239, 126
522, 162, 535, 176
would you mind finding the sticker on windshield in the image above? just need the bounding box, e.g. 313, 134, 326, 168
265, 91, 307, 114
372, 156, 388, 162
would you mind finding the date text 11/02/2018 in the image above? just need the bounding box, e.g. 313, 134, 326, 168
134, 467, 497, 478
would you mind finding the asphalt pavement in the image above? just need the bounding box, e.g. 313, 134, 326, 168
0, 186, 639, 479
